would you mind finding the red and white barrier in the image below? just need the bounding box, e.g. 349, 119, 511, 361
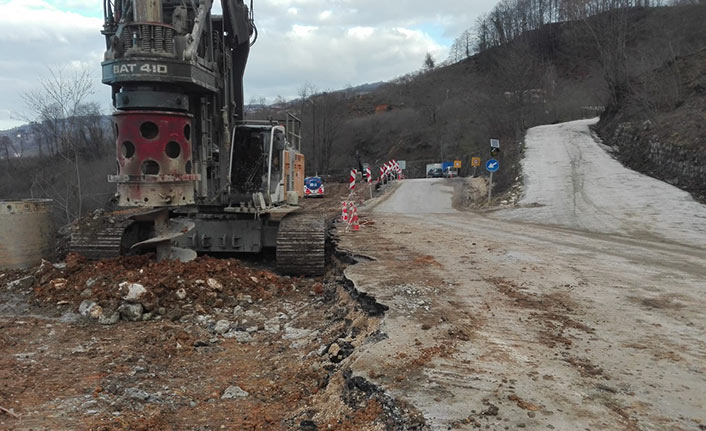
341, 201, 349, 223
350, 205, 360, 231
349, 169, 357, 191
365, 167, 372, 183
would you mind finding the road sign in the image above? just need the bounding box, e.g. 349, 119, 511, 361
490, 139, 500, 148
471, 157, 481, 167
398, 160, 406, 170
453, 160, 462, 169
486, 159, 499, 172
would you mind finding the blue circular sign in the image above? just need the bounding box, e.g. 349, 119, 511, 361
486, 159, 499, 173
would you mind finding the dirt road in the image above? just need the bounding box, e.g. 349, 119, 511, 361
338, 120, 706, 430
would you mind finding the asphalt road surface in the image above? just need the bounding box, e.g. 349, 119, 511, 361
339, 119, 706, 430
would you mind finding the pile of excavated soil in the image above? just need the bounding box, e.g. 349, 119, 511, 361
30, 253, 304, 323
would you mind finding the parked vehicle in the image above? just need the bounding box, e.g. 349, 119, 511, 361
427, 168, 444, 178
304, 176, 325, 197
444, 168, 458, 178
426, 163, 443, 178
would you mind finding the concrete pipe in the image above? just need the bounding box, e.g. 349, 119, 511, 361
0, 199, 55, 269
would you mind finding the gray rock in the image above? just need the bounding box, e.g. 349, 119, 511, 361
175, 288, 187, 300
85, 278, 97, 288
78, 300, 98, 316
224, 330, 252, 343
264, 321, 280, 334
283, 326, 312, 340
244, 310, 262, 318
118, 303, 143, 321
124, 387, 150, 401
246, 326, 259, 333
99, 311, 120, 325
233, 305, 243, 315
80, 288, 93, 298
141, 313, 153, 321
214, 320, 231, 334
7, 276, 36, 291
221, 385, 249, 399
121, 282, 147, 302
196, 314, 212, 324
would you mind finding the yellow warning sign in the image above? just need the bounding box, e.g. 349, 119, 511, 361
453, 160, 462, 169
471, 157, 481, 167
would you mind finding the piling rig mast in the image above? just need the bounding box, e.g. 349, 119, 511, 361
72, 0, 325, 274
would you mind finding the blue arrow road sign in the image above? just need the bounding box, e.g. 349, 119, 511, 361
486, 159, 499, 172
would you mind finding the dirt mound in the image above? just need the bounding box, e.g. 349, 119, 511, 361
32, 253, 299, 322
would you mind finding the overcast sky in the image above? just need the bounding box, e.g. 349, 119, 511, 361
0, 0, 498, 131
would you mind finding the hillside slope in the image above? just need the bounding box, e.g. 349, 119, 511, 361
597, 47, 706, 202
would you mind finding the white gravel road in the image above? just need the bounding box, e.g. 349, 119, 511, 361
495, 118, 706, 247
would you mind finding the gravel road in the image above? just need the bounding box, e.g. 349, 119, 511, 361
338, 119, 706, 430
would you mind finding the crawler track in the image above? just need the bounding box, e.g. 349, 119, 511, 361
276, 213, 327, 276
68, 217, 135, 260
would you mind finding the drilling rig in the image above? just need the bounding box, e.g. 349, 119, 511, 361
70, 0, 325, 275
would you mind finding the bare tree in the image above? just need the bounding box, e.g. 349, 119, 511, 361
315, 92, 345, 174
20, 66, 100, 222
0, 135, 12, 167
423, 52, 436, 71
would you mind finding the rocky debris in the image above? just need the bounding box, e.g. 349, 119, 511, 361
328, 340, 355, 363
264, 320, 281, 334
120, 282, 147, 302
213, 320, 231, 334
118, 303, 143, 322
221, 385, 249, 399
342, 369, 427, 430
6, 275, 36, 291
207, 278, 223, 291
49, 278, 67, 289
237, 293, 254, 304
31, 254, 296, 323
99, 310, 120, 325
481, 403, 499, 416
79, 300, 99, 316
300, 420, 318, 431
283, 326, 313, 340
224, 330, 253, 342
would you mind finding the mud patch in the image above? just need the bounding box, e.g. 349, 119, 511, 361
565, 356, 606, 378
630, 295, 686, 310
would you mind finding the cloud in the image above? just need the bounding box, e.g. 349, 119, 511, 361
0, 0, 498, 130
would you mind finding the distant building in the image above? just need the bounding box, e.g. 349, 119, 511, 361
374, 104, 393, 114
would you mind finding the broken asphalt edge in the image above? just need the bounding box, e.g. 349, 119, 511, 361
331, 238, 429, 430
